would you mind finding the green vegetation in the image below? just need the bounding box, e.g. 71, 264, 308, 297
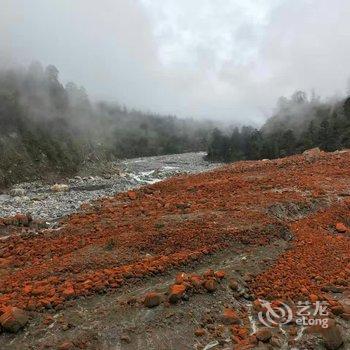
0, 62, 214, 188
207, 91, 350, 162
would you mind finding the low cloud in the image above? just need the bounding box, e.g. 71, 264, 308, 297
1, 0, 350, 124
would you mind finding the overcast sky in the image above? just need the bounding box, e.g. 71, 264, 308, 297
1, 0, 350, 124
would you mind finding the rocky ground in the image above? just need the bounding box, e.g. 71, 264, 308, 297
0, 152, 220, 223
0, 149, 350, 349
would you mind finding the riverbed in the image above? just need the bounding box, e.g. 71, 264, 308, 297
0, 152, 221, 222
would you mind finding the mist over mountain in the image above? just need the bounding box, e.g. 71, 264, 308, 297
207, 91, 350, 162
0, 63, 214, 187
2, 0, 350, 122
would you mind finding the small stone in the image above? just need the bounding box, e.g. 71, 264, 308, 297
189, 275, 203, 288
203, 269, 215, 278
143, 292, 162, 308
62, 285, 75, 297
335, 223, 347, 233
168, 284, 186, 303
127, 191, 137, 200
228, 278, 239, 291
243, 273, 253, 282
120, 334, 131, 343
289, 326, 298, 336
253, 299, 262, 312
58, 341, 74, 350
194, 328, 206, 337
203, 279, 217, 293
175, 272, 187, 284
126, 297, 137, 306
321, 285, 343, 293
0, 307, 28, 333
61, 323, 73, 331
51, 184, 69, 192
331, 305, 344, 315
270, 334, 283, 348
10, 188, 26, 197
175, 203, 191, 210
23, 285, 33, 294
13, 213, 31, 226
43, 315, 54, 325
214, 270, 226, 279
309, 294, 318, 303
221, 308, 240, 325
255, 327, 272, 342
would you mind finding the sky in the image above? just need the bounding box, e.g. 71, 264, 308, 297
1, 0, 350, 124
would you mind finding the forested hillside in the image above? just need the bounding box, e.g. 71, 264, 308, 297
0, 62, 214, 187
207, 91, 350, 162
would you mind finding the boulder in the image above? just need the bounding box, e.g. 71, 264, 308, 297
194, 328, 205, 337
0, 307, 28, 333
228, 278, 239, 291
189, 275, 203, 289
331, 305, 344, 316
214, 270, 226, 279
51, 184, 69, 192
303, 147, 322, 160
303, 147, 321, 155
309, 319, 343, 350
335, 223, 347, 233
144, 292, 162, 308
321, 320, 343, 350
255, 327, 272, 342
203, 269, 215, 278
168, 284, 186, 303
309, 294, 319, 303
203, 279, 217, 293
221, 308, 240, 325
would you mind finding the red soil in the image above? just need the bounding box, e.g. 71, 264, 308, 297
1, 151, 350, 312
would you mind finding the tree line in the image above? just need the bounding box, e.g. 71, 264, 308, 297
206, 91, 350, 162
0, 62, 214, 187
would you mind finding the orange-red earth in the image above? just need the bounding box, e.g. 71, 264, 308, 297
1, 150, 350, 312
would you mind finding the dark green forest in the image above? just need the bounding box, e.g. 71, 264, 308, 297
207, 90, 350, 162
0, 62, 214, 187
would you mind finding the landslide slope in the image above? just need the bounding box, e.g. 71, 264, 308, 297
1, 150, 350, 349
1, 150, 350, 310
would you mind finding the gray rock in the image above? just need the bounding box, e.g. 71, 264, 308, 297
9, 188, 26, 197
